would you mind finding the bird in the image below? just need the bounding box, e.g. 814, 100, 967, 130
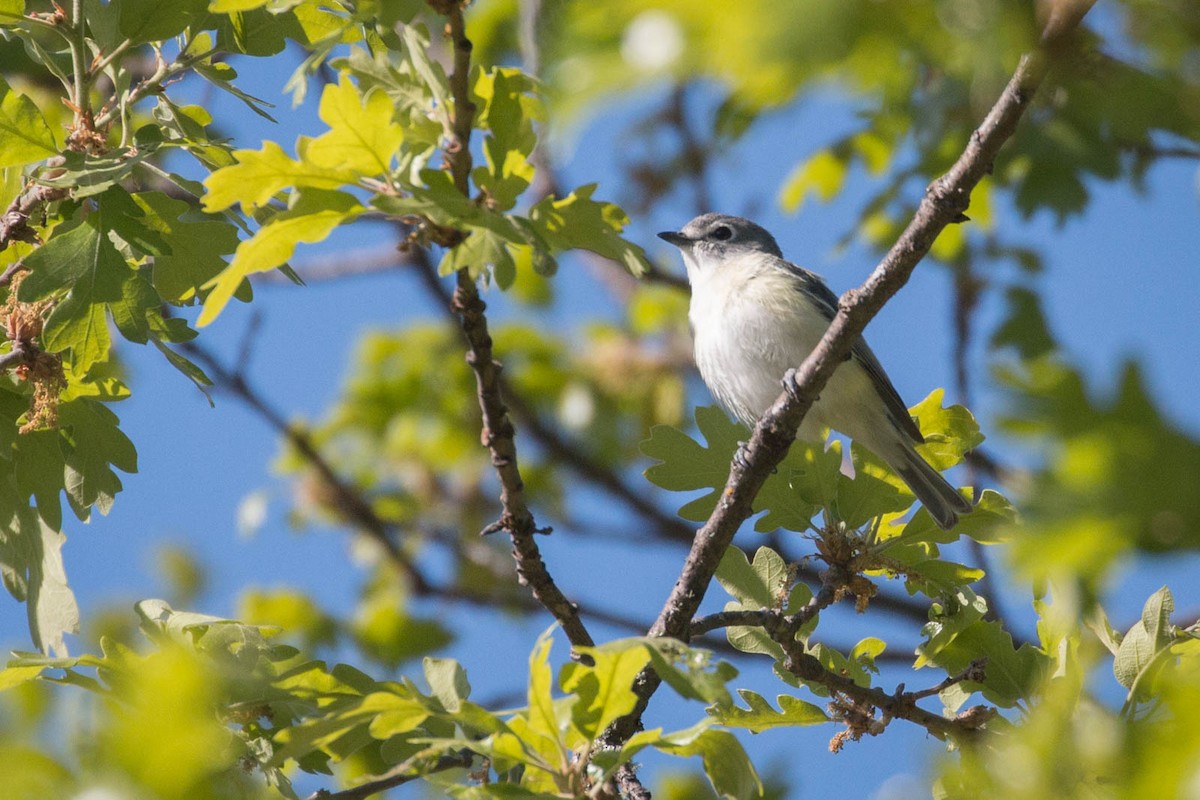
658, 212, 972, 530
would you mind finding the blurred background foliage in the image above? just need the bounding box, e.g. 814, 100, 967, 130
0, 0, 1198, 797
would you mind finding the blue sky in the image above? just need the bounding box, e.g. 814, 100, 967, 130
4, 21, 1200, 799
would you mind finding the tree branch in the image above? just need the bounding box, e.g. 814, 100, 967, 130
783, 648, 993, 745
179, 340, 432, 595
600, 7, 1095, 751
952, 257, 1008, 626
431, 0, 595, 651
0, 181, 67, 253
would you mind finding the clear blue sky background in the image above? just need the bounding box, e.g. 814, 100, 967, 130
4, 20, 1199, 799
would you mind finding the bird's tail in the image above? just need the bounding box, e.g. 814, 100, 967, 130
890, 444, 973, 531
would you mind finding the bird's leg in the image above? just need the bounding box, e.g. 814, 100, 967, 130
783, 367, 819, 404
734, 441, 752, 471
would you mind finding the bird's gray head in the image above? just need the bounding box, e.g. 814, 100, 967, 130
657, 214, 783, 276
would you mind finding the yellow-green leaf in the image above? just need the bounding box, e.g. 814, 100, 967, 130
198, 190, 363, 326
563, 639, 653, 739
305, 75, 403, 176
0, 78, 58, 168
201, 140, 355, 212
779, 149, 847, 213
524, 627, 565, 758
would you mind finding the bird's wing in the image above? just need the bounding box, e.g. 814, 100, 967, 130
775, 257, 925, 444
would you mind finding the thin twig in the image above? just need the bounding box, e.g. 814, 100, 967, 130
952, 261, 1007, 626
599, 6, 1096, 751
0, 181, 68, 253
409, 246, 700, 544
904, 658, 988, 702
180, 340, 431, 594
432, 0, 595, 651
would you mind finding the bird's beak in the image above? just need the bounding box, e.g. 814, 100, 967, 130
657, 230, 692, 248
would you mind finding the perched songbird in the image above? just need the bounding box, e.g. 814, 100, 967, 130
658, 213, 972, 530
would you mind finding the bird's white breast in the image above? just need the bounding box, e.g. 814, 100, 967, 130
687, 253, 832, 438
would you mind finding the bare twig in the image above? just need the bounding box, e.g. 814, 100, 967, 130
0, 343, 36, 372
409, 246, 700, 544
600, 6, 1096, 751
904, 658, 988, 702
952, 261, 1008, 626
431, 0, 595, 651
0, 182, 67, 253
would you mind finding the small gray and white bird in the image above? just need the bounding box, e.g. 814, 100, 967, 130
658, 213, 972, 530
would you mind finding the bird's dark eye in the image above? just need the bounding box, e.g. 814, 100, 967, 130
711, 226, 733, 241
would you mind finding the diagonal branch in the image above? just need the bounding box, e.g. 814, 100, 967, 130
181, 338, 660, 640
179, 340, 431, 594
430, 0, 594, 651
600, 6, 1096, 752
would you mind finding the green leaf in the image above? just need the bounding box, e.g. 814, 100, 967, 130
644, 639, 736, 705
17, 215, 131, 372
19, 515, 79, 657
916, 588, 989, 668
709, 689, 828, 732
215, 7, 297, 56
272, 694, 383, 766
130, 192, 240, 302
423, 657, 471, 713
657, 727, 763, 800
887, 489, 1016, 548
909, 389, 985, 471
528, 185, 650, 276
722, 601, 786, 660
990, 286, 1056, 359
0, 78, 58, 168
472, 68, 540, 211
199, 190, 364, 326
641, 406, 743, 520
209, 0, 268, 10
399, 23, 451, 131
363, 691, 432, 739
37, 148, 157, 199
439, 227, 518, 288
13, 429, 65, 529
835, 443, 912, 528
57, 399, 138, 520
781, 439, 845, 510
919, 617, 1047, 708
715, 546, 788, 609
119, 0, 209, 44
193, 62, 278, 121
0, 664, 47, 691
1114, 586, 1174, 696
642, 407, 829, 529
